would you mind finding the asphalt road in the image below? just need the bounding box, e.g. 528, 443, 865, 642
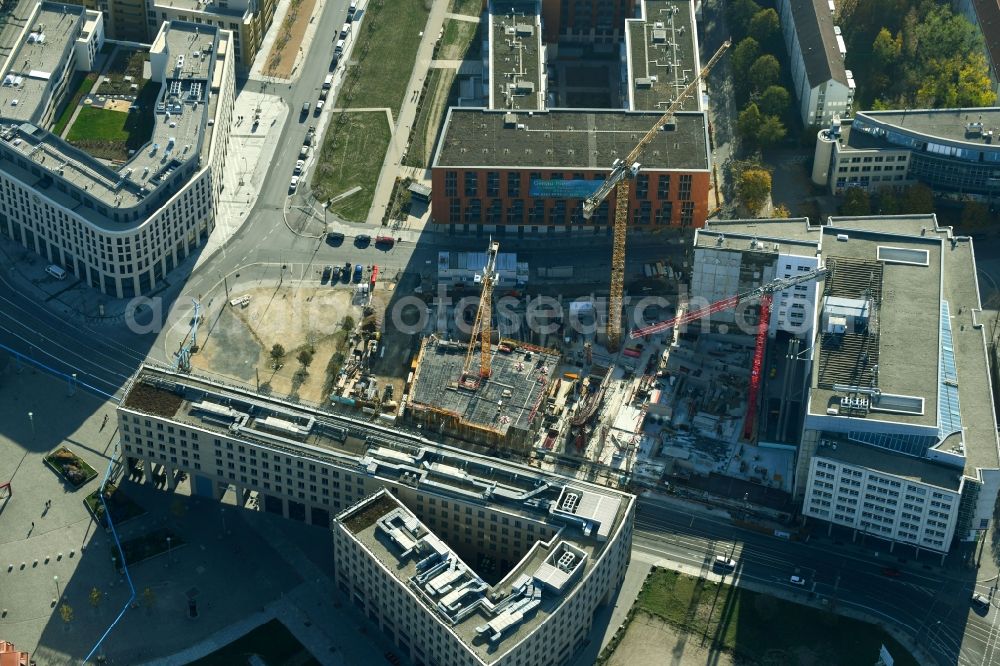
635, 499, 998, 666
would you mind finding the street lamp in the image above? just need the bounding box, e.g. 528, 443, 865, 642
221, 507, 227, 534
27, 411, 34, 438
53, 575, 60, 599
166, 536, 172, 566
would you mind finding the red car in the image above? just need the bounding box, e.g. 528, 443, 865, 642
375, 235, 395, 247
881, 567, 901, 577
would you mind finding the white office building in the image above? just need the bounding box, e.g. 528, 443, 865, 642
775, 0, 855, 125
118, 365, 635, 666
0, 14, 235, 297
798, 216, 1000, 555
691, 219, 822, 341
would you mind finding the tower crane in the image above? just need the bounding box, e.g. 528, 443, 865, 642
461, 240, 500, 389
631, 264, 829, 441
582, 40, 731, 351
173, 298, 202, 373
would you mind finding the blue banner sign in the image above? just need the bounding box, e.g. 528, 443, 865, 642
529, 179, 602, 199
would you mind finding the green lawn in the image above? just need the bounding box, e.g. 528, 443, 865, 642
67, 106, 131, 142
44, 447, 98, 489
342, 0, 430, 118
402, 68, 455, 168
313, 111, 391, 222
605, 568, 919, 666
447, 0, 483, 16
438, 18, 477, 60
65, 81, 158, 161
189, 619, 320, 666
51, 72, 97, 137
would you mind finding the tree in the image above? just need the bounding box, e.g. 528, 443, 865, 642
876, 188, 900, 215
956, 53, 998, 107
59, 603, 74, 623
737, 168, 772, 214
758, 85, 791, 117
341, 315, 356, 332
901, 184, 934, 213
840, 187, 871, 215
756, 115, 787, 147
737, 103, 763, 143
749, 9, 781, 53
872, 27, 901, 67
731, 38, 760, 82
772, 204, 791, 218
270, 344, 285, 367
961, 201, 991, 229
89, 587, 101, 608
297, 348, 314, 369
749, 55, 781, 93
727, 0, 762, 39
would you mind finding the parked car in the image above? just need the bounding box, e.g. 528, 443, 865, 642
299, 145, 309, 158
289, 176, 299, 192
973, 592, 991, 609
331, 266, 342, 281
294, 160, 304, 174
326, 231, 345, 246
321, 265, 332, 283
355, 234, 371, 246
789, 575, 805, 586
881, 567, 901, 578
300, 102, 310, 117
353, 263, 364, 282
315, 100, 324, 114
375, 235, 395, 247
319, 88, 328, 100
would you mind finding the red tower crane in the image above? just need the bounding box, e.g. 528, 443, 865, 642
631, 265, 829, 440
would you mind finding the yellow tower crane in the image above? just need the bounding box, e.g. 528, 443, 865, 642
581, 40, 731, 351
461, 239, 501, 388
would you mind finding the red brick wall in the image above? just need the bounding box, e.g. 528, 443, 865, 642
430, 167, 709, 229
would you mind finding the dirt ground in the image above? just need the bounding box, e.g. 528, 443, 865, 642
605, 611, 736, 666
264, 0, 318, 79
192, 285, 361, 405
367, 277, 411, 404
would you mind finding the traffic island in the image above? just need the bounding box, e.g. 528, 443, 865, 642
44, 447, 99, 489
118, 527, 184, 566
84, 483, 147, 529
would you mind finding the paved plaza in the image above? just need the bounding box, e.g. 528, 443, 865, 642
0, 367, 408, 665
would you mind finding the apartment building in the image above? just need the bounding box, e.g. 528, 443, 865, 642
147, 0, 277, 72
0, 17, 235, 297
118, 365, 635, 666
691, 218, 822, 341
774, 0, 855, 125
811, 108, 1000, 200
797, 216, 1000, 555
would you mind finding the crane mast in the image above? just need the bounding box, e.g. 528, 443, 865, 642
580, 40, 730, 351
631, 264, 828, 440
461, 240, 500, 388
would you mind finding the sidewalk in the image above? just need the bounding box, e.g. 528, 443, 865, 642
364, 0, 450, 227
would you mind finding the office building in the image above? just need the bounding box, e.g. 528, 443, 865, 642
774, 0, 855, 125
691, 218, 822, 341
430, 0, 712, 232
0, 16, 235, 297
118, 365, 635, 666
798, 216, 1000, 556
811, 108, 1000, 200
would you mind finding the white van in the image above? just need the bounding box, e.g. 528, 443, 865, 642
334, 39, 345, 55
45, 264, 67, 280
340, 22, 351, 39
323, 74, 333, 89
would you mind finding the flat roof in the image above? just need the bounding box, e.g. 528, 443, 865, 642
120, 365, 633, 532
409, 336, 559, 437
151, 0, 246, 18
433, 107, 709, 170
696, 218, 822, 258
0, 3, 88, 124
817, 438, 963, 491
489, 4, 543, 111
807, 217, 1000, 478
626, 0, 701, 112
856, 108, 1000, 146
338, 489, 620, 663
0, 21, 222, 218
